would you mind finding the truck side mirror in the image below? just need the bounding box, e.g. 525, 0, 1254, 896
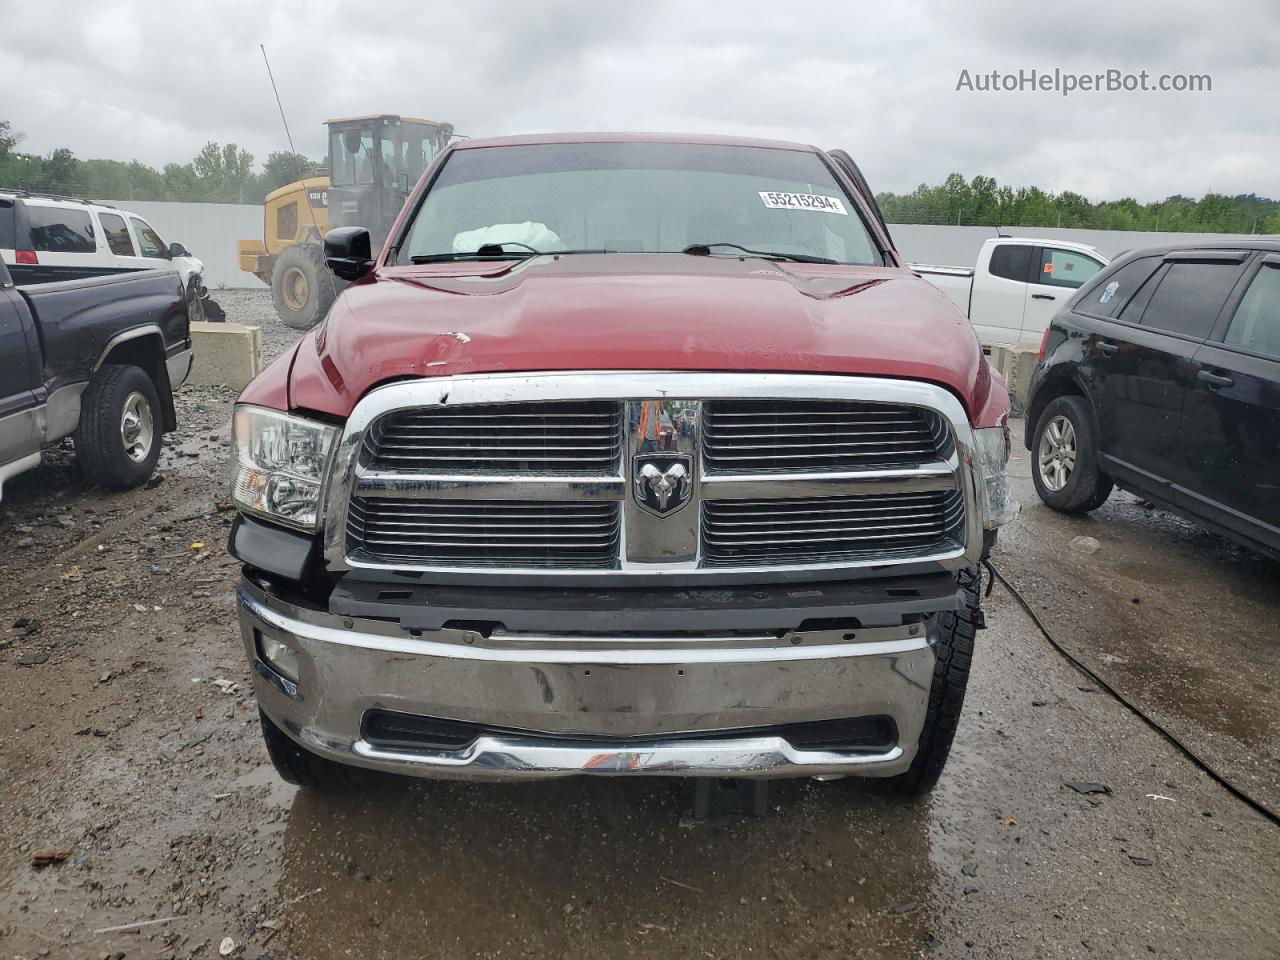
168, 241, 190, 258
325, 227, 374, 281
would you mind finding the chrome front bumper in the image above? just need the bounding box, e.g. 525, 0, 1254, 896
238, 579, 938, 781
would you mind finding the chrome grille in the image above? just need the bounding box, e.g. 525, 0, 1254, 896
702, 400, 951, 472
332, 374, 974, 578
347, 497, 621, 568
365, 401, 623, 473
702, 490, 965, 565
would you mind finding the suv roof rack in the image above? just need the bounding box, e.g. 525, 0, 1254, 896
0, 187, 115, 209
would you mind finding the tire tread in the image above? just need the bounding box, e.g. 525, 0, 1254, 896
270, 243, 336, 330
259, 709, 362, 790
1031, 395, 1113, 513
883, 566, 980, 796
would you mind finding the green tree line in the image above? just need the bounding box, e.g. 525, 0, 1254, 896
876, 173, 1279, 233
3, 120, 1276, 232
0, 119, 317, 204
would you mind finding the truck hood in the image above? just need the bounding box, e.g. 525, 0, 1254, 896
281, 253, 1003, 424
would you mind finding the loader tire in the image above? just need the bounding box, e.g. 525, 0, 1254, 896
271, 243, 336, 330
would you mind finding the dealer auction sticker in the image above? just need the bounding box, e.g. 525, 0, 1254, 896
759, 191, 848, 215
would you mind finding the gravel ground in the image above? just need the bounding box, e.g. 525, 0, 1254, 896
0, 291, 1277, 959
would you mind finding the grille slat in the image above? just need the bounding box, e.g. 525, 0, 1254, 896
367, 401, 622, 474
348, 497, 620, 568
705, 448, 936, 461
703, 490, 965, 565
704, 400, 952, 473
708, 510, 949, 528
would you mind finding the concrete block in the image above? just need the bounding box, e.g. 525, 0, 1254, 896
987, 346, 1038, 412
187, 322, 262, 390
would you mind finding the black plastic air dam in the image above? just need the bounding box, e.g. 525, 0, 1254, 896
328, 570, 962, 632
361, 708, 899, 756
228, 513, 320, 582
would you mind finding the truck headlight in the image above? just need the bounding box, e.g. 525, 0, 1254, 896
973, 423, 1019, 530
232, 405, 338, 531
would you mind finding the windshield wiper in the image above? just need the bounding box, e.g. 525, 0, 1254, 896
410, 244, 611, 264
682, 242, 838, 264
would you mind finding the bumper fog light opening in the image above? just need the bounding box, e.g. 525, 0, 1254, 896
257, 631, 300, 684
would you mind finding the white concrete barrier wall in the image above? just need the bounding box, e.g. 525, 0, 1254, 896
100, 200, 1268, 291
106, 200, 267, 291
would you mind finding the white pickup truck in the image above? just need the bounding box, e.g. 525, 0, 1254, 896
913, 237, 1108, 350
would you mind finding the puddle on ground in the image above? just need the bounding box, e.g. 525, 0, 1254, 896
1001, 481, 1280, 752
272, 775, 942, 959
232, 763, 299, 837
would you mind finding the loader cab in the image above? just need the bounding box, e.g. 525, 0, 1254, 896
325, 115, 453, 246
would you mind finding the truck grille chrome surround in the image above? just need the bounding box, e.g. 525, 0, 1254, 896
324, 373, 984, 583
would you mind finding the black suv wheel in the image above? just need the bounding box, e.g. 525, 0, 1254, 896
1031, 395, 1113, 513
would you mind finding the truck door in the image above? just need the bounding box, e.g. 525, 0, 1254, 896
968, 241, 1032, 347
1091, 251, 1247, 493
1021, 246, 1104, 350
1180, 254, 1280, 546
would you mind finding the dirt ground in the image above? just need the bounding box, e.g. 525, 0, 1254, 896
1, 290, 1278, 960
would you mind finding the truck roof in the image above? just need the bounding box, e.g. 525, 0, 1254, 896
453, 131, 819, 152
984, 236, 1101, 253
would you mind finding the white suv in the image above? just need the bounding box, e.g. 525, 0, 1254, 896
0, 191, 222, 320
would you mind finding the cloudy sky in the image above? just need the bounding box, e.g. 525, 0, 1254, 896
3, 0, 1276, 200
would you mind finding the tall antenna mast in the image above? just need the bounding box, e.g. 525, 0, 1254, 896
260, 44, 298, 155
258, 42, 337, 309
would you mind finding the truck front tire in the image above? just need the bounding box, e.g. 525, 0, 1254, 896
75, 363, 162, 490
881, 566, 980, 797
270, 244, 337, 330
259, 709, 362, 790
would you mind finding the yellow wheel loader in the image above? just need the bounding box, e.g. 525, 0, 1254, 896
239, 114, 453, 329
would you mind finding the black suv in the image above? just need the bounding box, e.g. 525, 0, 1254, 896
1025, 241, 1280, 558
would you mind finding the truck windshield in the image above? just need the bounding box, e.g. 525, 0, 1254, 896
397, 142, 882, 265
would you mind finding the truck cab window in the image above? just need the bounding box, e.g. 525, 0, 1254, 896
1037, 247, 1102, 289
1224, 264, 1280, 359
988, 244, 1032, 282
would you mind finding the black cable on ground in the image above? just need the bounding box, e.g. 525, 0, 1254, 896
987, 561, 1280, 829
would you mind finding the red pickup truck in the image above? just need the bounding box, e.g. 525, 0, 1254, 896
229, 133, 1016, 799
